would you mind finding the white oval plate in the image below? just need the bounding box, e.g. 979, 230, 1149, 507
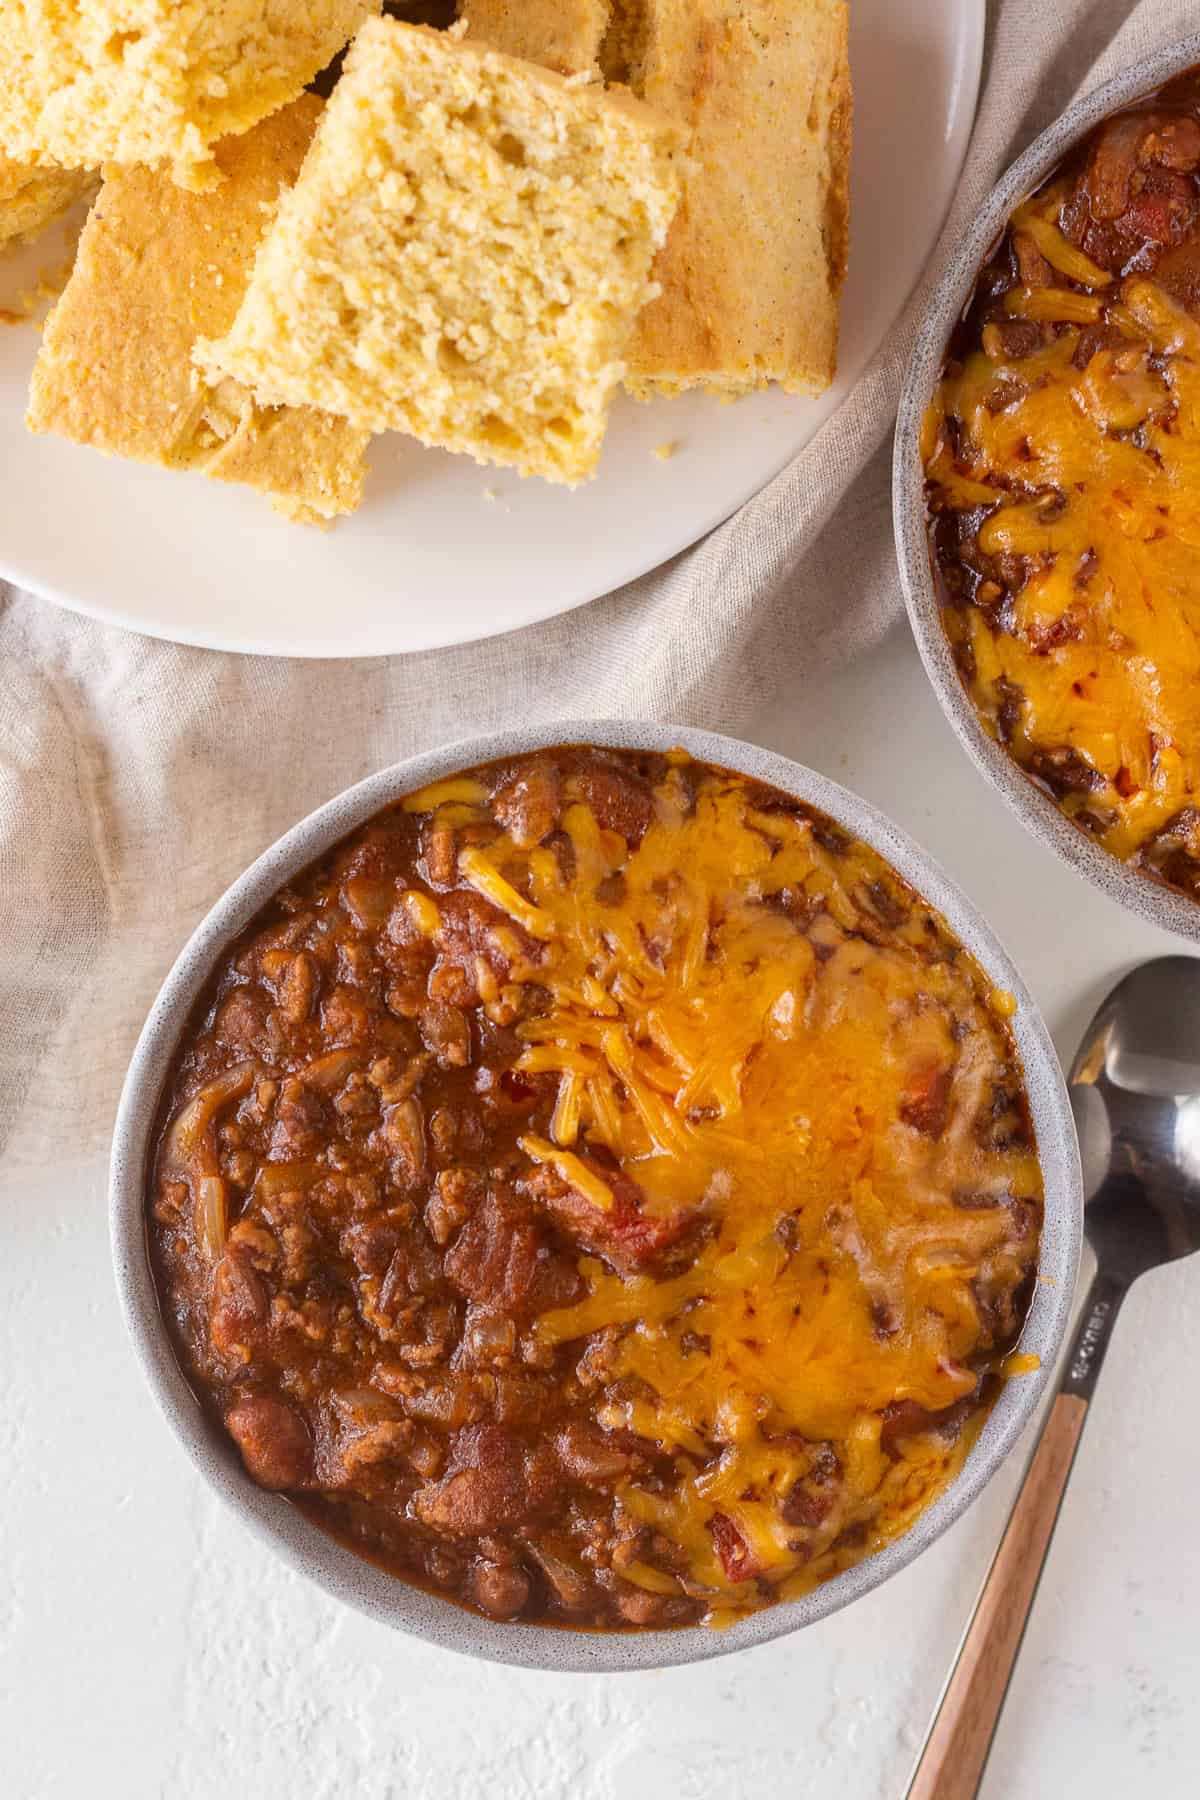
0, 1, 983, 657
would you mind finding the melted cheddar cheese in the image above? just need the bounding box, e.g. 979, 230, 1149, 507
421, 753, 1043, 1613
926, 136, 1200, 901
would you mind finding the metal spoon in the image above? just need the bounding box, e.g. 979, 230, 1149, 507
906, 955, 1200, 1800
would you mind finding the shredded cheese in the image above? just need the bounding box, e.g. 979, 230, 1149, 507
519, 1135, 616, 1212
404, 753, 1044, 1613
402, 777, 490, 812
550, 1072, 585, 1148
458, 847, 555, 940
400, 889, 441, 937
1010, 203, 1113, 289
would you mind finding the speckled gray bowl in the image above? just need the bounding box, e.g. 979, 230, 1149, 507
110, 721, 1081, 1672
894, 34, 1200, 944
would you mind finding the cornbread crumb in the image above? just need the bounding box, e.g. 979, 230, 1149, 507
652, 439, 679, 461
0, 0, 379, 185
461, 0, 608, 75
0, 154, 93, 256
27, 98, 369, 523
200, 20, 680, 487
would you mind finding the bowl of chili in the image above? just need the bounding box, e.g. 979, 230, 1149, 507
110, 721, 1081, 1671
896, 35, 1200, 940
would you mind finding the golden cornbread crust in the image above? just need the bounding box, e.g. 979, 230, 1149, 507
461, 0, 608, 76
26, 97, 368, 522
0, 0, 380, 185
0, 152, 92, 254
199, 19, 681, 486
629, 0, 852, 398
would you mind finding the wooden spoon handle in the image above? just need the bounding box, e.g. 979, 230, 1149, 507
906, 1392, 1088, 1800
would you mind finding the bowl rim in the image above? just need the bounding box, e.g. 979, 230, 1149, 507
109, 719, 1082, 1673
893, 31, 1200, 945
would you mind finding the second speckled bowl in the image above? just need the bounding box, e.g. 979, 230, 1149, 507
894, 33, 1200, 943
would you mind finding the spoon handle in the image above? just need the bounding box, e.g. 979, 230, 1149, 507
904, 1395, 1086, 1800
905, 1269, 1126, 1800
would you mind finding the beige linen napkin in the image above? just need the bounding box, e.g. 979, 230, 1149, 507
0, 0, 1191, 1168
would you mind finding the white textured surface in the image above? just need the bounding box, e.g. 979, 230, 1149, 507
6, 627, 1200, 1797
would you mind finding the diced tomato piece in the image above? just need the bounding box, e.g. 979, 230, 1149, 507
899, 1062, 953, 1140
527, 1160, 689, 1276
709, 1512, 763, 1584
606, 1186, 689, 1269
1123, 182, 1194, 245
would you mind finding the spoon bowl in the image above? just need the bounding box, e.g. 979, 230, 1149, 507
1070, 958, 1200, 1290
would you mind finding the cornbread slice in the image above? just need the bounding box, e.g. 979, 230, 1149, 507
0, 154, 93, 255
198, 19, 681, 487
472, 0, 852, 398
26, 97, 369, 524
0, 0, 380, 188
461, 0, 608, 75
627, 0, 851, 397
